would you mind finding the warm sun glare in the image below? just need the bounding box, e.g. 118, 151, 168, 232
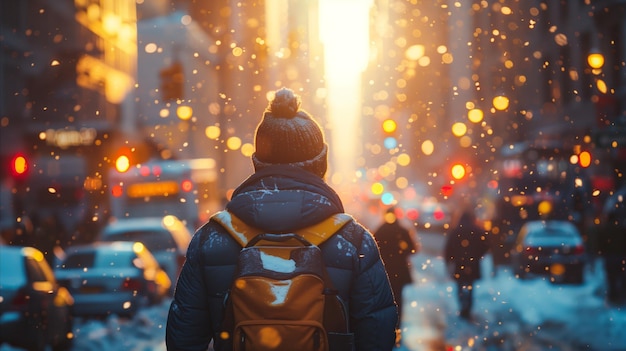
319, 0, 372, 186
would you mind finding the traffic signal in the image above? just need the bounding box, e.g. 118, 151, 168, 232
450, 163, 466, 180
10, 153, 29, 178
160, 61, 184, 101
114, 147, 132, 173
578, 151, 592, 168
115, 155, 130, 173
382, 119, 398, 149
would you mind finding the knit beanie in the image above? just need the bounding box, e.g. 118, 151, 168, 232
252, 88, 328, 178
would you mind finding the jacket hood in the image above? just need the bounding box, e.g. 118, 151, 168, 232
225, 165, 344, 232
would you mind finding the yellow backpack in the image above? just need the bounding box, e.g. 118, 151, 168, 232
212, 211, 355, 351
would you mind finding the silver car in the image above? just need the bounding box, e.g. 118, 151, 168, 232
511, 220, 586, 284
99, 215, 192, 294
55, 241, 171, 318
0, 245, 74, 351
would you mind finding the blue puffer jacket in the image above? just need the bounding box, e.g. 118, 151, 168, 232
166, 165, 398, 351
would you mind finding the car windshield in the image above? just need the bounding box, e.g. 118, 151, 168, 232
530, 228, 577, 239
60, 249, 134, 269
102, 230, 176, 252
60, 252, 96, 269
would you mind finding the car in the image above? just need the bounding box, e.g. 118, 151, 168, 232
415, 198, 453, 231
55, 241, 171, 318
510, 220, 586, 284
99, 215, 191, 293
0, 245, 74, 351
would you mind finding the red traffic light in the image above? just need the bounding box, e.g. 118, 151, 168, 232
10, 154, 28, 177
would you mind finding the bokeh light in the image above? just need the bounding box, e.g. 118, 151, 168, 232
468, 108, 484, 123
492, 95, 510, 111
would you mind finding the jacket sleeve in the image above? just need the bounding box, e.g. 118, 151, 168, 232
350, 226, 399, 350
166, 230, 212, 351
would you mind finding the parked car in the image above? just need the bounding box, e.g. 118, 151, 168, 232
99, 215, 191, 293
0, 245, 74, 351
55, 241, 171, 318
510, 220, 586, 284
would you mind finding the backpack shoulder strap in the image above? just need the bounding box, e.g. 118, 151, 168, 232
211, 211, 353, 247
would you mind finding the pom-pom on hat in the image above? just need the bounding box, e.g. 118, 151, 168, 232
252, 88, 328, 177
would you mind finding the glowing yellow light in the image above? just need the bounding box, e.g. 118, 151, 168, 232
492, 95, 510, 111
405, 44, 425, 61
421, 140, 434, 156
205, 126, 221, 140
538, 200, 553, 216
468, 108, 484, 123
578, 151, 591, 168
241, 143, 254, 157
371, 182, 384, 195
115, 155, 130, 173
226, 137, 242, 150
596, 79, 608, 94
397, 153, 411, 166
587, 53, 604, 69
102, 13, 121, 36
132, 242, 145, 253
452, 122, 467, 137
451, 164, 466, 180
177, 105, 193, 120
382, 119, 397, 133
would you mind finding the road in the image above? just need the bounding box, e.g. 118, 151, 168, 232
399, 230, 626, 351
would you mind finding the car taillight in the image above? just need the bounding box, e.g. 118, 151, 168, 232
121, 278, 143, 291
433, 209, 445, 221
9, 288, 29, 309
146, 281, 157, 294
181, 179, 193, 192
572, 245, 585, 255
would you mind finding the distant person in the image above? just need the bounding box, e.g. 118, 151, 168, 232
166, 88, 398, 351
444, 208, 489, 320
597, 192, 626, 304
374, 207, 418, 322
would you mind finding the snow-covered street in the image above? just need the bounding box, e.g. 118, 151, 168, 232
399, 233, 626, 351
2, 233, 624, 351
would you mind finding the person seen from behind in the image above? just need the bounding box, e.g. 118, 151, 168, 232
443, 207, 489, 320
166, 88, 398, 350
374, 206, 418, 323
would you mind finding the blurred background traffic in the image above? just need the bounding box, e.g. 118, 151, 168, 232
2, 0, 624, 260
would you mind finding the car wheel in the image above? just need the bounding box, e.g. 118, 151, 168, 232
25, 311, 47, 351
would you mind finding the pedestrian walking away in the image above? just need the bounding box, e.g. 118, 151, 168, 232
166, 87, 398, 351
443, 207, 489, 320
374, 206, 418, 323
